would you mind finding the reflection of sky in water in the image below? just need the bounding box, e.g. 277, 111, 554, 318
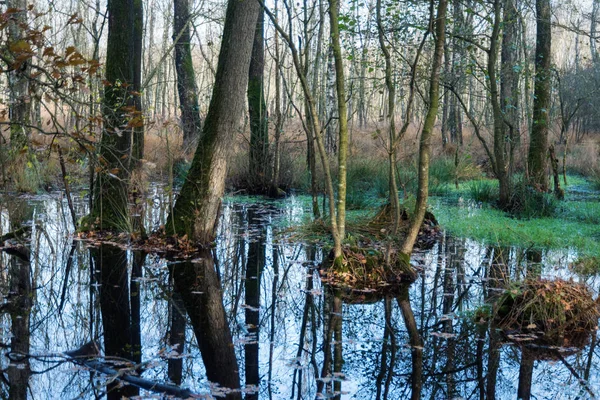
0, 192, 598, 399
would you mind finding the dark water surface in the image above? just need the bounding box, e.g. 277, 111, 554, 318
0, 190, 597, 399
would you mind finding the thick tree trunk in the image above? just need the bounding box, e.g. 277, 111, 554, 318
401, 0, 447, 255
248, 10, 269, 192
174, 0, 202, 150
528, 0, 552, 191
92, 0, 143, 230
168, 0, 261, 243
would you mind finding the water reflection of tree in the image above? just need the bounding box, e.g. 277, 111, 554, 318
171, 252, 242, 399
6, 253, 33, 399
166, 270, 186, 385
91, 245, 142, 399
244, 207, 267, 399
1, 199, 34, 399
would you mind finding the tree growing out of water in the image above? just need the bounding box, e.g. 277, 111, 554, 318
167, 0, 261, 243
248, 9, 270, 194
260, 0, 349, 261
400, 0, 448, 257
90, 0, 144, 231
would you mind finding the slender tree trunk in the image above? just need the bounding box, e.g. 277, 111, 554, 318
325, 46, 337, 154
501, 0, 521, 168
490, 0, 510, 208
174, 0, 203, 150
528, 0, 552, 191
262, 0, 341, 256
401, 0, 447, 256
6, 0, 31, 149
168, 0, 261, 242
592, 0, 600, 65
270, 0, 283, 194
376, 0, 401, 233
329, 0, 349, 250
244, 209, 266, 399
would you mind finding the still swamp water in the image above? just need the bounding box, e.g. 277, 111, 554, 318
0, 188, 599, 399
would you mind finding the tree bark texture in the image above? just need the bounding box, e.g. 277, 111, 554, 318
174, 0, 202, 149
248, 10, 270, 192
501, 0, 521, 178
93, 0, 143, 230
168, 0, 261, 243
528, 0, 552, 191
489, 0, 511, 208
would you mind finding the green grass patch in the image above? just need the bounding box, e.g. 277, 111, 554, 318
432, 197, 600, 256
467, 179, 498, 204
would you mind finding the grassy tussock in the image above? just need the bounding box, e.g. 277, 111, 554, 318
495, 278, 599, 349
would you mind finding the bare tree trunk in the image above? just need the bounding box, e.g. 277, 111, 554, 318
93, 245, 140, 399
270, 0, 284, 194
490, 0, 510, 208
398, 286, 423, 400
262, 0, 342, 256
6, 0, 31, 150
376, 0, 401, 233
329, 0, 349, 252
502, 0, 521, 181
528, 0, 552, 191
401, 0, 447, 256
592, 0, 600, 64
248, 10, 270, 193
174, 0, 202, 150
91, 0, 143, 231
168, 0, 261, 242
7, 254, 32, 400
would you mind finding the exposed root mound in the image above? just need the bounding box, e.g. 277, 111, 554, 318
495, 279, 600, 353
369, 203, 409, 226
319, 246, 417, 295
365, 203, 440, 250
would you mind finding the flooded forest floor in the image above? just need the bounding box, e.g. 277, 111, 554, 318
1, 178, 600, 399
